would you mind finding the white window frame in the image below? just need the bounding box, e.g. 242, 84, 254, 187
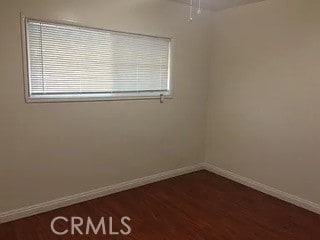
21, 15, 173, 103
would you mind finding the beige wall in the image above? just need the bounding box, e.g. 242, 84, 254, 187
206, 0, 320, 204
3, 0, 320, 215
0, 0, 212, 212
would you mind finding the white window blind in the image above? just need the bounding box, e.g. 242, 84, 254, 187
25, 19, 171, 100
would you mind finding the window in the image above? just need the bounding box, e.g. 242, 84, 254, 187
23, 18, 171, 102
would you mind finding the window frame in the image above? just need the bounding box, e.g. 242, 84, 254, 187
21, 15, 173, 103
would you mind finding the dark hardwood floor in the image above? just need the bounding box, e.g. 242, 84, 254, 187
1, 170, 319, 239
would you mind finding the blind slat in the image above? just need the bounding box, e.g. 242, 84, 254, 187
26, 19, 170, 98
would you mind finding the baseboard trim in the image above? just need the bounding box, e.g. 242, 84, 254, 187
0, 164, 203, 224
2, 163, 319, 223
202, 163, 320, 215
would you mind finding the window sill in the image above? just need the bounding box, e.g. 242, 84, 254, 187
25, 93, 172, 103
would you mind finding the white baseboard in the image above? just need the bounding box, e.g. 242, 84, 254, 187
0, 164, 203, 224
202, 163, 320, 215
2, 162, 319, 224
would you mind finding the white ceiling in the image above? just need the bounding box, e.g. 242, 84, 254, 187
171, 0, 266, 11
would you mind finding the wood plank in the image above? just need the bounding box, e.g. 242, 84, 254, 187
0, 170, 319, 239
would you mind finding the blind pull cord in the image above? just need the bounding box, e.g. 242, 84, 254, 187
160, 94, 165, 103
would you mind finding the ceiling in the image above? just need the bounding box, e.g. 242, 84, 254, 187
171, 0, 266, 11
